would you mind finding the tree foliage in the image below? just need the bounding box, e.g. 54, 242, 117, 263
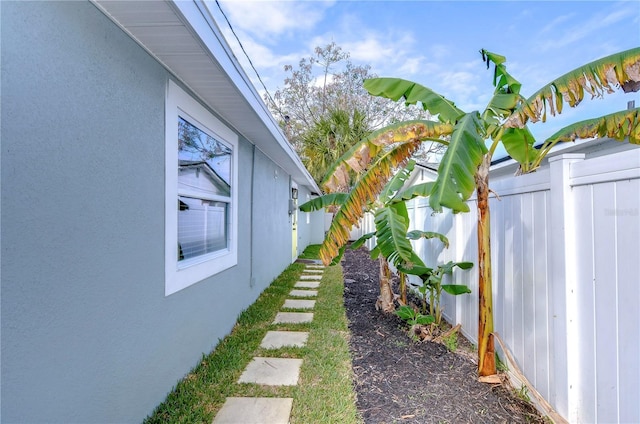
300, 109, 372, 186
268, 42, 443, 182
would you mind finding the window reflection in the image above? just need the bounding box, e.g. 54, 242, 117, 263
177, 117, 232, 262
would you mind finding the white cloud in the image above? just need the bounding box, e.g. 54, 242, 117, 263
215, 0, 334, 40
397, 57, 425, 76
230, 30, 300, 70
344, 37, 397, 63
340, 32, 426, 76
438, 70, 484, 111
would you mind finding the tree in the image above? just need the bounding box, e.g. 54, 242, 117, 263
300, 108, 372, 186
269, 42, 442, 178
316, 47, 640, 376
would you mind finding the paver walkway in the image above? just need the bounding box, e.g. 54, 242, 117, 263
260, 331, 308, 349
282, 299, 315, 309
212, 264, 324, 424
213, 398, 292, 424
295, 281, 320, 289
299, 274, 322, 280
289, 289, 318, 297
273, 311, 314, 324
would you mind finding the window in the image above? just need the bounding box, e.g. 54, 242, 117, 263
166, 81, 238, 295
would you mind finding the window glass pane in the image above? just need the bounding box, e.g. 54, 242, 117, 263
177, 116, 232, 262
178, 117, 231, 189
178, 196, 228, 261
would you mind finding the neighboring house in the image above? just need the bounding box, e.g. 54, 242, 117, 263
403, 162, 439, 188
177, 160, 231, 261
1, 1, 324, 422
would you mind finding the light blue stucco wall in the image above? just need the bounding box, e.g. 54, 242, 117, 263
295, 190, 326, 250
247, 146, 295, 287
0, 1, 307, 422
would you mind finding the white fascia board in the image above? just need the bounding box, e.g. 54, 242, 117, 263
169, 0, 319, 193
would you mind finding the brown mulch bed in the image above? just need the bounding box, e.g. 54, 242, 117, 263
341, 246, 546, 424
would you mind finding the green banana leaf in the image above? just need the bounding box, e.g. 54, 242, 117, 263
442, 284, 472, 295
391, 182, 435, 204
406, 230, 450, 249
374, 202, 413, 268
440, 261, 474, 274
504, 47, 640, 128
379, 160, 416, 204
298, 193, 349, 212
481, 49, 522, 95
429, 112, 488, 213
364, 77, 465, 123
544, 107, 640, 145
350, 232, 375, 250
501, 126, 540, 167
396, 251, 431, 277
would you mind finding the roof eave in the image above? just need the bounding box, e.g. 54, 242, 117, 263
91, 0, 319, 193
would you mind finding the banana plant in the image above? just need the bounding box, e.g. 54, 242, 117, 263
301, 160, 447, 312
409, 260, 473, 325
350, 222, 450, 311
317, 47, 640, 377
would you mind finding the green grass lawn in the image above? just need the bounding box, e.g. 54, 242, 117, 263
297, 243, 321, 260
144, 245, 362, 423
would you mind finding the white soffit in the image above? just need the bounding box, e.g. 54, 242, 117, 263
92, 0, 319, 192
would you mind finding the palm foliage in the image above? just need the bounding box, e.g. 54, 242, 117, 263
322, 119, 452, 192
301, 109, 372, 185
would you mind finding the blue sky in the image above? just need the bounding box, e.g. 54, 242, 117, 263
209, 1, 640, 144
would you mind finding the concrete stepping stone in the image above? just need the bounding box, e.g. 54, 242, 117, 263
299, 274, 322, 280
260, 331, 309, 349
238, 357, 303, 386
305, 265, 325, 269
273, 312, 313, 324
289, 289, 317, 297
295, 281, 320, 289
282, 299, 315, 309
303, 268, 323, 273
213, 397, 293, 424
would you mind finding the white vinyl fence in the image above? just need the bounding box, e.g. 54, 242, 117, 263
364, 148, 640, 423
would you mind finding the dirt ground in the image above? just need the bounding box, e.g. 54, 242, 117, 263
341, 246, 546, 424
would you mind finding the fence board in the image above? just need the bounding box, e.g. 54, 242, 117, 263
522, 193, 536, 381
614, 179, 640, 423
573, 184, 597, 422
592, 183, 619, 422
533, 191, 551, 398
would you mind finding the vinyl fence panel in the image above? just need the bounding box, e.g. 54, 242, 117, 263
368, 145, 640, 423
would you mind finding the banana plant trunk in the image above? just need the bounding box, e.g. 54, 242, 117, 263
377, 257, 396, 313
475, 155, 496, 376
399, 272, 407, 305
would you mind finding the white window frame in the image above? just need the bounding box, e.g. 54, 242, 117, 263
165, 80, 238, 296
